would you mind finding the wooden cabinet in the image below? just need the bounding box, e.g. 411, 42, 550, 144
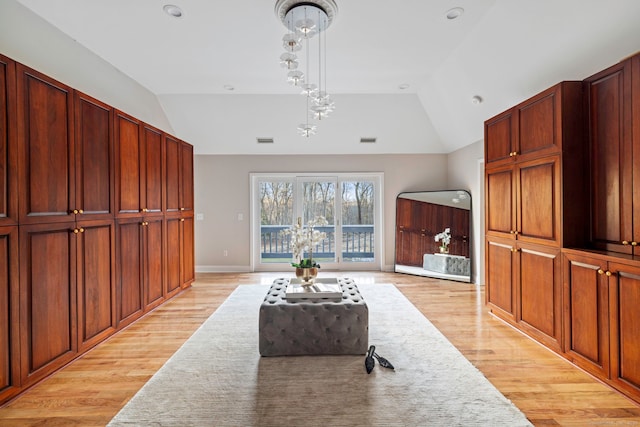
115, 111, 143, 217
16, 64, 75, 225
74, 92, 114, 220
0, 226, 19, 402
485, 82, 587, 248
19, 223, 78, 386
0, 54, 17, 226
609, 260, 640, 400
517, 243, 563, 351
166, 215, 195, 290
486, 238, 562, 350
486, 156, 561, 245
181, 215, 195, 287
142, 124, 164, 216
486, 237, 516, 320
180, 142, 194, 214
116, 216, 166, 327
563, 251, 611, 378
585, 55, 640, 255
0, 53, 196, 407
485, 82, 581, 167
76, 219, 116, 352
144, 216, 165, 309
563, 250, 640, 401
485, 80, 585, 352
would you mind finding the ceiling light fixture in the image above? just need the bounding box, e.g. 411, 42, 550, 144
471, 95, 483, 105
275, 0, 338, 137
445, 7, 464, 20
163, 4, 183, 18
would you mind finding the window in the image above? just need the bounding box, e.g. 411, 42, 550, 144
251, 173, 382, 271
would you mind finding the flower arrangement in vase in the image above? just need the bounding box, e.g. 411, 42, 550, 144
282, 216, 328, 285
434, 227, 451, 254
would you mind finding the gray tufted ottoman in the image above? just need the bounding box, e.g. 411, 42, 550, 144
259, 278, 369, 356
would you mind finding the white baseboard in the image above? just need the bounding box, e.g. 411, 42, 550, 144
196, 265, 252, 273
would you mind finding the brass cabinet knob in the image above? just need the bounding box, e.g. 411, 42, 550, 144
79, 209, 83, 214
623, 241, 630, 245
606, 270, 613, 277
72, 228, 79, 234
72, 209, 79, 214
180, 218, 185, 222
632, 242, 638, 246
511, 247, 520, 252
180, 207, 185, 211
597, 269, 605, 275
79, 228, 84, 233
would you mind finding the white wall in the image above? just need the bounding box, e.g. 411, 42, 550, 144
447, 140, 484, 284
0, 0, 173, 133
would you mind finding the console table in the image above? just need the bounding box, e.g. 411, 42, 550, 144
258, 278, 369, 356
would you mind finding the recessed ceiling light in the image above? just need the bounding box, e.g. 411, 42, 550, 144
224, 84, 235, 91
445, 7, 464, 20
398, 83, 410, 90
163, 4, 183, 18
471, 95, 483, 105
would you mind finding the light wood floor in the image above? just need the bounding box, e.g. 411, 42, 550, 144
1, 271, 639, 426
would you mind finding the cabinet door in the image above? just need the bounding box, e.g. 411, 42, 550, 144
75, 92, 114, 220
76, 219, 116, 352
143, 216, 165, 310
179, 142, 194, 214
485, 237, 516, 320
516, 156, 560, 245
166, 217, 182, 296
485, 108, 516, 166
164, 134, 180, 216
142, 125, 163, 215
515, 83, 565, 160
518, 243, 562, 351
0, 54, 17, 226
16, 64, 75, 224
563, 252, 610, 377
115, 111, 144, 217
0, 226, 19, 401
609, 261, 640, 399
181, 215, 195, 287
485, 165, 516, 237
586, 59, 633, 254
19, 223, 77, 385
396, 197, 413, 230
116, 219, 143, 327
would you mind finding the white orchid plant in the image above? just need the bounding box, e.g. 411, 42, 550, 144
283, 216, 328, 268
434, 227, 451, 252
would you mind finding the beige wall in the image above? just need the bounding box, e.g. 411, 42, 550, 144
194, 154, 451, 272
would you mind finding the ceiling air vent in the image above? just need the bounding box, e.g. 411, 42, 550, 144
256, 137, 274, 144
360, 137, 377, 144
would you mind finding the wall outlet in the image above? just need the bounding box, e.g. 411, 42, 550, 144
223, 250, 228, 257
196, 213, 204, 220
237, 213, 244, 221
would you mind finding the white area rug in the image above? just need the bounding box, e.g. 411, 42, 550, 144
108, 283, 532, 426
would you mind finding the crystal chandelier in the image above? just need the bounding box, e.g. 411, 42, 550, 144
275, 0, 338, 137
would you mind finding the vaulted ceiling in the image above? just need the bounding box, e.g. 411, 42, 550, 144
12, 0, 640, 154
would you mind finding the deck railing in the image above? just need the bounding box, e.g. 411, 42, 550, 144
261, 225, 374, 260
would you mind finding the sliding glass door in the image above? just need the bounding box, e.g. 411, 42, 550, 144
252, 173, 381, 271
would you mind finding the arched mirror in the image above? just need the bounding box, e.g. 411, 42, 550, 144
394, 190, 471, 282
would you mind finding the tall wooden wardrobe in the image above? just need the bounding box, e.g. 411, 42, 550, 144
485, 52, 640, 404
0, 53, 195, 406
